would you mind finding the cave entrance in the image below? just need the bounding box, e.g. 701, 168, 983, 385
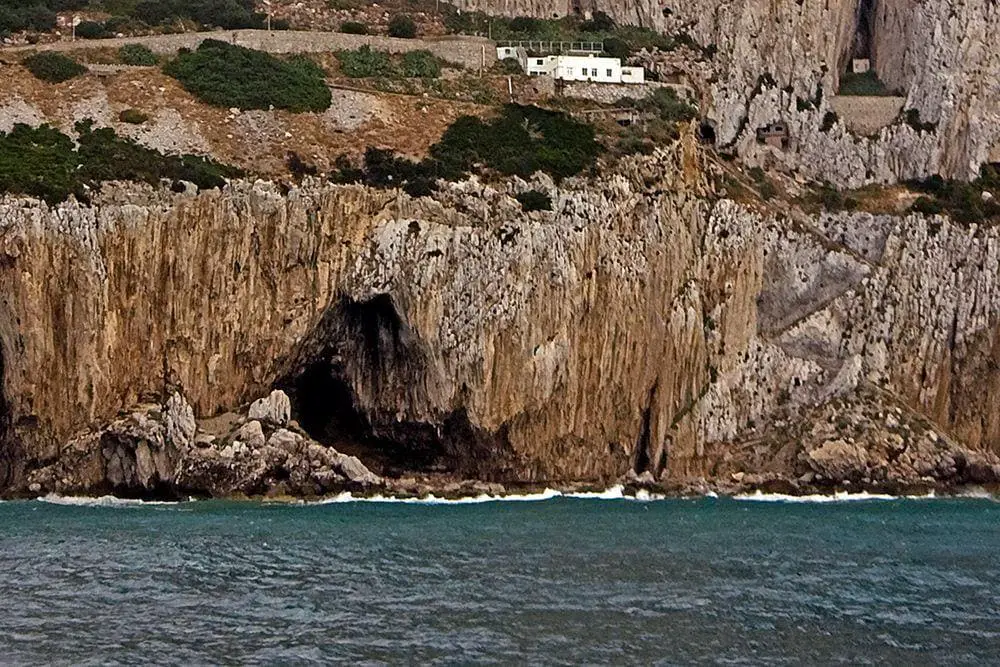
848, 0, 876, 73
288, 358, 450, 476
698, 121, 717, 145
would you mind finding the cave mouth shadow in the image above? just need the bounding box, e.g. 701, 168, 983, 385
0, 343, 16, 492
287, 358, 450, 477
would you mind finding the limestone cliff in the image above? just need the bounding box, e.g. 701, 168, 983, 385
453, 0, 1000, 187
0, 133, 998, 497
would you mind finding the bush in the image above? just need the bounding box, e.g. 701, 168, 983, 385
493, 57, 523, 75
838, 71, 897, 97
163, 40, 331, 112
387, 14, 416, 38
133, 0, 264, 30
119, 43, 158, 66
23, 52, 87, 83
0, 121, 240, 204
336, 45, 396, 78
0, 3, 59, 34
75, 20, 107, 39
339, 20, 368, 35
402, 50, 441, 78
515, 190, 551, 212
638, 87, 697, 123
118, 108, 149, 124
579, 10, 615, 33
330, 105, 601, 196
602, 36, 631, 60
820, 111, 838, 132
286, 151, 318, 180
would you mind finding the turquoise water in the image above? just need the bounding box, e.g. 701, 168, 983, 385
1, 494, 998, 665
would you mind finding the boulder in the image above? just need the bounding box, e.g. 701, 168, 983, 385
804, 439, 869, 481
248, 390, 291, 426
267, 428, 301, 455
336, 454, 380, 486
165, 392, 196, 449
237, 420, 266, 449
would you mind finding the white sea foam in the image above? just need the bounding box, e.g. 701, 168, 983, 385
38, 494, 180, 507
309, 484, 667, 505
734, 490, 900, 503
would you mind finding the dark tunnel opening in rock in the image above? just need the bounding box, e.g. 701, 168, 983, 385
853, 0, 876, 62
699, 121, 717, 145
288, 358, 450, 477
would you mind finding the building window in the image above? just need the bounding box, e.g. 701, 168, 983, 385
606, 69, 613, 77
536, 59, 544, 65
591, 68, 597, 77
565, 67, 572, 75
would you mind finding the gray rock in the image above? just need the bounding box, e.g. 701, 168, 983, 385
248, 390, 291, 426
267, 428, 301, 455
165, 392, 196, 449
237, 420, 266, 449
336, 454, 380, 485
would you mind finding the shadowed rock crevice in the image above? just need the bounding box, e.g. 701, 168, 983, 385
0, 344, 17, 491
283, 294, 515, 480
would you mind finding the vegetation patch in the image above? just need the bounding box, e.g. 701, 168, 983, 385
335, 46, 443, 79
118, 108, 149, 124
443, 10, 683, 57
331, 104, 601, 196
838, 71, 898, 97
0, 0, 70, 35
905, 169, 1000, 224
23, 52, 87, 83
339, 20, 369, 35
0, 121, 240, 204
903, 109, 937, 133
119, 43, 158, 66
515, 190, 552, 212
388, 14, 417, 39
164, 40, 332, 112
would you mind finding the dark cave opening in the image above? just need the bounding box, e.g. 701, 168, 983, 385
283, 293, 514, 480
853, 0, 876, 62
698, 121, 717, 145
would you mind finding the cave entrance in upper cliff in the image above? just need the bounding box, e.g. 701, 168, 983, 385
698, 121, 717, 145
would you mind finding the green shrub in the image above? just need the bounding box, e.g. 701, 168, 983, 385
118, 108, 149, 124
602, 36, 631, 60
133, 0, 264, 29
339, 21, 368, 35
402, 50, 441, 78
119, 43, 158, 66
838, 71, 897, 97
515, 190, 551, 212
903, 108, 937, 133
0, 121, 239, 204
493, 57, 523, 75
163, 40, 331, 112
388, 14, 416, 38
23, 52, 87, 83
905, 172, 1000, 224
820, 111, 838, 132
75, 20, 108, 39
638, 87, 697, 123
330, 105, 601, 195
0, 3, 59, 34
579, 10, 615, 33
336, 45, 396, 78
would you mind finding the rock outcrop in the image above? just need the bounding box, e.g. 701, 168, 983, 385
455, 0, 1000, 187
0, 135, 998, 497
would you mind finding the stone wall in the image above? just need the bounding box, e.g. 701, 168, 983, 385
828, 95, 905, 136
2, 30, 497, 71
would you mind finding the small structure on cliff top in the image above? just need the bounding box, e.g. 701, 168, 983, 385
756, 122, 789, 149
496, 43, 644, 84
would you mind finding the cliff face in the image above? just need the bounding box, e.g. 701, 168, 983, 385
1, 134, 999, 496
454, 0, 1000, 186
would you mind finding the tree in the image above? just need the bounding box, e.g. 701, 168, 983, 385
388, 14, 416, 39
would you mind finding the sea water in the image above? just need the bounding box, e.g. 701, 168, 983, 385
1, 494, 998, 664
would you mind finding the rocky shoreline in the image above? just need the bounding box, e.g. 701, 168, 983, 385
10, 389, 998, 503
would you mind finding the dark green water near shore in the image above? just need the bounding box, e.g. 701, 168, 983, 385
1, 493, 998, 665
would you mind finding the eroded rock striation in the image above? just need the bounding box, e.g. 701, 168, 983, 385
455, 0, 1000, 187
0, 132, 997, 498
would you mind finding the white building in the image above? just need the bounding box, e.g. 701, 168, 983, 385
497, 47, 644, 84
